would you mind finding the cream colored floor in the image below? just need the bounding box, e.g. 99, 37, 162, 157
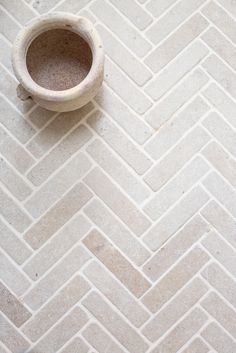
0, 0, 236, 352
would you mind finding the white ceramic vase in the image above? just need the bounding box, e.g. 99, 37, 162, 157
12, 13, 104, 112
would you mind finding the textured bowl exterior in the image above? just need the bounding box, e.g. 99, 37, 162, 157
12, 13, 104, 112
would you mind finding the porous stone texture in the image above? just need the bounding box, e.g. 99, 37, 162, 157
0, 1, 236, 352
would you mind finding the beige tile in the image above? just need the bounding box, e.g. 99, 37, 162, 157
151, 308, 207, 353
83, 230, 151, 297
23, 214, 91, 280
23, 245, 90, 309
29, 307, 88, 353
83, 292, 149, 353
90, 0, 151, 57
0, 314, 30, 353
22, 275, 90, 341
143, 215, 209, 280
201, 292, 236, 338
201, 263, 236, 308
24, 183, 92, 249
25, 152, 91, 218
83, 323, 125, 353
84, 168, 151, 236
201, 322, 236, 353
143, 278, 208, 342
84, 199, 151, 266
142, 247, 209, 312
27, 125, 92, 186
0, 281, 31, 327
0, 219, 32, 265
145, 14, 208, 72
143, 186, 209, 251
87, 111, 152, 175
84, 261, 149, 327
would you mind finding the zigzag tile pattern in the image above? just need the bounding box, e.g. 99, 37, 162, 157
0, 0, 236, 352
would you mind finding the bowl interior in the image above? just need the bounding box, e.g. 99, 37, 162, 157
26, 28, 93, 91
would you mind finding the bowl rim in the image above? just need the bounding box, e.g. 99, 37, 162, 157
12, 13, 104, 102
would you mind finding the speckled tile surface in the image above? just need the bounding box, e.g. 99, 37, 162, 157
0, 1, 236, 352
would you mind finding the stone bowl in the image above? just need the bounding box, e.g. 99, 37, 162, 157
12, 13, 104, 112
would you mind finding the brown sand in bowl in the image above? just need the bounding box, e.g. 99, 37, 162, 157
26, 29, 93, 91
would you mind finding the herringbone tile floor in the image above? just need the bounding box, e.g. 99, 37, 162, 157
0, 0, 236, 352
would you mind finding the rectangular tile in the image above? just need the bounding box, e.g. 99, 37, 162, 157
95, 85, 153, 144
0, 66, 34, 113
202, 27, 236, 70
90, 0, 151, 57
202, 142, 236, 188
27, 124, 92, 186
152, 308, 207, 353
143, 278, 207, 342
22, 275, 90, 341
29, 307, 88, 353
26, 102, 93, 158
0, 187, 32, 233
87, 139, 150, 204
104, 58, 152, 114
146, 0, 178, 18
203, 112, 236, 158
0, 126, 34, 174
0, 251, 30, 296
0, 36, 13, 73
143, 186, 209, 251
181, 338, 209, 353
146, 69, 208, 129
0, 158, 32, 201
145, 96, 209, 160
25, 152, 91, 218
84, 261, 149, 327
84, 168, 151, 236
0, 281, 31, 327
144, 157, 209, 220
201, 263, 236, 308
83, 292, 148, 353
97, 25, 152, 85
23, 215, 90, 280
145, 41, 208, 101
87, 111, 152, 175
143, 215, 209, 281
110, 0, 152, 30
203, 172, 236, 217
23, 245, 90, 310
201, 201, 236, 249
84, 199, 151, 266
145, 14, 208, 72
146, 0, 206, 44
24, 182, 92, 249
83, 230, 151, 297
201, 322, 236, 353
0, 314, 30, 353
201, 292, 236, 338
83, 323, 125, 353
0, 95, 35, 143
0, 219, 32, 265
27, 105, 55, 129
61, 337, 88, 353
144, 126, 210, 191
142, 247, 209, 312
0, 0, 35, 24
202, 55, 236, 99
203, 83, 236, 128
201, 230, 236, 277
0, 8, 20, 42
202, 1, 236, 44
